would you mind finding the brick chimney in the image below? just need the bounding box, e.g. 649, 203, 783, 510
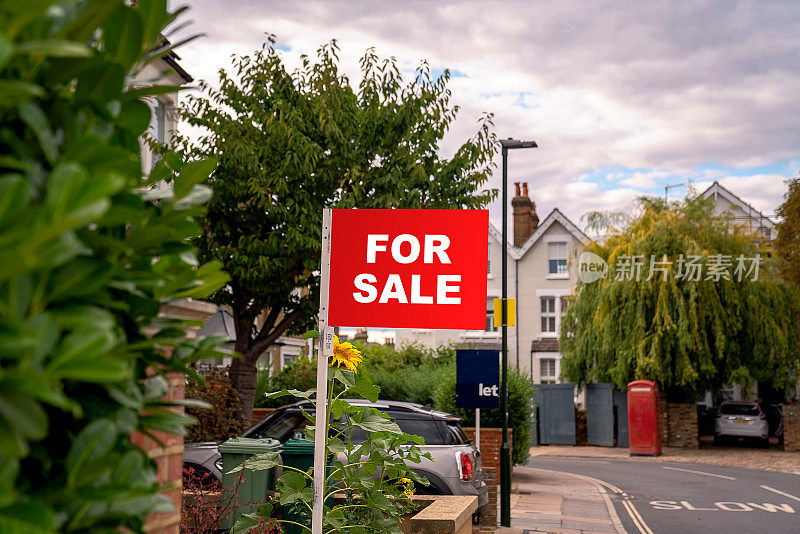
512, 181, 538, 247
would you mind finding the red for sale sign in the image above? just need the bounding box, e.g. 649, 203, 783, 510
326, 209, 489, 329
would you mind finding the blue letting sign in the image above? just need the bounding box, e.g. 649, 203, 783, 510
455, 349, 500, 409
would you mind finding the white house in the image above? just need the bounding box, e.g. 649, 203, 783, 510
396, 182, 589, 384
700, 181, 776, 241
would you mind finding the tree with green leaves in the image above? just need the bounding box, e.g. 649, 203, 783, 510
775, 175, 800, 287
178, 38, 498, 421
0, 1, 226, 531
560, 196, 800, 400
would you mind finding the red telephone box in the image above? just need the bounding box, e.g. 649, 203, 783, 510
627, 380, 661, 456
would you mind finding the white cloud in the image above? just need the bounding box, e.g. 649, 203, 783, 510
168, 0, 799, 229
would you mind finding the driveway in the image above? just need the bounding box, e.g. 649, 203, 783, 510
530, 457, 800, 534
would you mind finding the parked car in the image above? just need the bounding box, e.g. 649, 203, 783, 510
713, 400, 769, 447
184, 399, 489, 518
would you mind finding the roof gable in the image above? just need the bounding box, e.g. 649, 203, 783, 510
514, 208, 589, 260
700, 181, 775, 228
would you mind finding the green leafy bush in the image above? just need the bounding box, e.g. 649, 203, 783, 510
432, 362, 535, 465
258, 356, 320, 408
360, 343, 455, 405
0, 1, 227, 531
186, 366, 248, 442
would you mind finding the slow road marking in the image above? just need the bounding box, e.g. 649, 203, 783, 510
661, 466, 736, 480
650, 500, 795, 513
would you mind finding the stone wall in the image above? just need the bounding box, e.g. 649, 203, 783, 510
783, 404, 800, 451
131, 372, 185, 534
464, 427, 512, 528
659, 400, 699, 448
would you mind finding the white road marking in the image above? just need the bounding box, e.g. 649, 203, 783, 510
761, 485, 800, 503
662, 466, 736, 480
649, 500, 795, 513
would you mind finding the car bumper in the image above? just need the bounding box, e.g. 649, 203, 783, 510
715, 421, 768, 438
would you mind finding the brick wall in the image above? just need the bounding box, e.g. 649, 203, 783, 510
131, 372, 185, 534
783, 404, 800, 451
464, 427, 512, 527
659, 401, 699, 448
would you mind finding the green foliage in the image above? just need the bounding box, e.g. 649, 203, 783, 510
258, 357, 320, 408
0, 1, 227, 531
186, 366, 248, 442
561, 195, 800, 398
360, 343, 455, 405
176, 36, 498, 419
432, 362, 534, 465
775, 176, 800, 287
242, 366, 429, 534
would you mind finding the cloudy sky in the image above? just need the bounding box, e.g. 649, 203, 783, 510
170, 0, 799, 231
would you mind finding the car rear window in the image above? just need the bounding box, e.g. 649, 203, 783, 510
721, 404, 759, 416
395, 418, 446, 444
249, 413, 308, 442
446, 422, 469, 444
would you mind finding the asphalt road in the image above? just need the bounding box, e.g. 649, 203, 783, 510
530, 457, 800, 534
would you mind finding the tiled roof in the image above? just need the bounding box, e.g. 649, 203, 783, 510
531, 338, 560, 352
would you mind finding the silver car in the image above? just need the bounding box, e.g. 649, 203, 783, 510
183, 400, 489, 518
714, 400, 769, 447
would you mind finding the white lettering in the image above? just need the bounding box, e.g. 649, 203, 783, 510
437, 275, 461, 304
379, 274, 407, 303
715, 502, 752, 512
650, 501, 682, 510
366, 235, 388, 263
410, 274, 433, 304
680, 501, 717, 511
747, 503, 795, 513
424, 235, 451, 264
353, 273, 378, 303
391, 234, 420, 264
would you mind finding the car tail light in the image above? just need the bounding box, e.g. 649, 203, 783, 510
759, 412, 767, 420
716, 410, 722, 418
456, 452, 473, 481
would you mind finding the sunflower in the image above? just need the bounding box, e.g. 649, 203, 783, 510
330, 336, 363, 373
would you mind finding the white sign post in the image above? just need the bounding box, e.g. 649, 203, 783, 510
475, 408, 480, 451
312, 209, 333, 534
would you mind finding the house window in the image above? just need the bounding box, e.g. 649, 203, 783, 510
548, 242, 567, 275
282, 352, 300, 368
487, 243, 491, 274
560, 295, 572, 316
149, 99, 167, 169
486, 310, 497, 332
540, 358, 557, 383
540, 296, 556, 333
757, 226, 771, 240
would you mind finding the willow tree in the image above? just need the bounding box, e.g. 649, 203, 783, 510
178, 38, 497, 420
560, 196, 800, 399
775, 176, 800, 287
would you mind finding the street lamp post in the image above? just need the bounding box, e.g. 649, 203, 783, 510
499, 138, 537, 527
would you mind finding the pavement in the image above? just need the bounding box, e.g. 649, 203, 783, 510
528, 440, 800, 475
497, 466, 625, 534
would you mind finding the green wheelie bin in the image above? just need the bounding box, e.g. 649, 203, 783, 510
218, 437, 281, 530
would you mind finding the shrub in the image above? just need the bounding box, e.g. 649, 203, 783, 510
360, 343, 455, 405
186, 366, 248, 442
0, 1, 227, 531
433, 363, 535, 465
258, 356, 320, 408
